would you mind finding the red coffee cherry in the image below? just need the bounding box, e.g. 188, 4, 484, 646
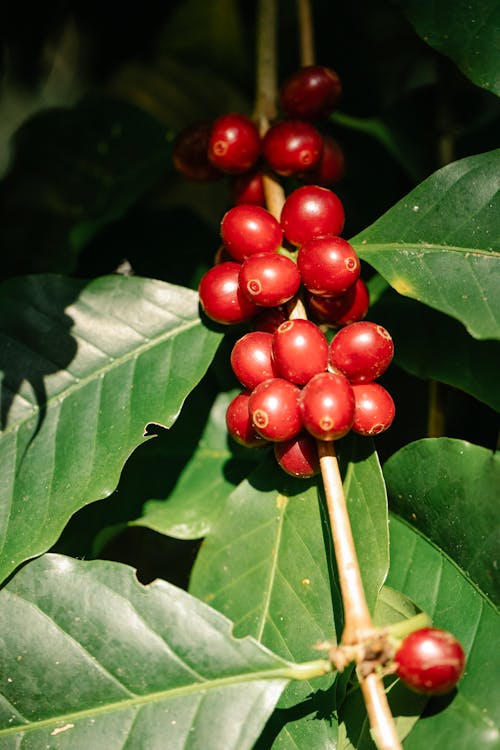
395, 628, 466, 695
173, 121, 222, 182
230, 331, 279, 390
226, 392, 266, 448
248, 378, 302, 441
221, 205, 282, 262
298, 236, 361, 297
231, 171, 266, 206
198, 262, 257, 324
305, 134, 345, 185
299, 371, 355, 440
280, 185, 345, 246
351, 383, 395, 436
280, 65, 342, 119
252, 306, 288, 334
262, 120, 323, 177
306, 279, 370, 326
272, 319, 329, 385
239, 253, 301, 307
274, 432, 320, 477
330, 321, 394, 383
208, 113, 261, 174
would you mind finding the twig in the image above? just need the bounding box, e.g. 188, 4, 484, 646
297, 0, 315, 66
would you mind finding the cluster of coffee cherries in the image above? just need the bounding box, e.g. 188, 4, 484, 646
393, 627, 466, 695
173, 64, 345, 201
197, 183, 396, 479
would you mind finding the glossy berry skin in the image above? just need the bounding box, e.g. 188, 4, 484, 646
173, 121, 222, 182
299, 371, 355, 441
280, 65, 342, 119
231, 171, 265, 206
248, 378, 302, 442
351, 383, 395, 436
252, 306, 288, 334
230, 331, 279, 390
226, 392, 266, 448
306, 279, 370, 326
208, 113, 261, 174
330, 321, 394, 383
272, 319, 329, 385
198, 262, 257, 324
298, 236, 361, 297
262, 120, 323, 177
274, 432, 320, 478
280, 185, 345, 246
239, 253, 301, 307
395, 628, 466, 695
221, 205, 282, 262
305, 135, 345, 186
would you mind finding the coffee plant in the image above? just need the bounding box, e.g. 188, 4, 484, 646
0, 1, 498, 748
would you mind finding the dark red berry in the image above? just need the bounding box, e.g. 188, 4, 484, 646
299, 371, 355, 440
305, 135, 345, 185
262, 120, 323, 177
198, 262, 257, 324
226, 392, 266, 448
172, 121, 222, 182
230, 331, 279, 390
351, 383, 395, 436
252, 306, 288, 334
274, 432, 320, 477
330, 321, 394, 383
208, 113, 260, 174
231, 171, 266, 206
395, 628, 466, 695
298, 236, 360, 297
272, 319, 328, 385
213, 245, 235, 265
221, 205, 282, 262
280, 185, 345, 246
306, 279, 370, 326
280, 65, 342, 119
248, 378, 302, 441
239, 253, 301, 307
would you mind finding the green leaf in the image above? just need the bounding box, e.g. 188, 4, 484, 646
398, 0, 500, 96
386, 514, 500, 748
369, 291, 500, 410
132, 391, 265, 539
0, 274, 222, 585
0, 554, 292, 749
351, 150, 500, 340
384, 438, 500, 604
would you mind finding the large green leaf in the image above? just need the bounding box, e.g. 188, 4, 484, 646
369, 291, 500, 411
351, 150, 500, 340
0, 554, 294, 749
0, 274, 222, 584
384, 438, 500, 604
190, 436, 389, 748
399, 0, 500, 96
386, 515, 500, 749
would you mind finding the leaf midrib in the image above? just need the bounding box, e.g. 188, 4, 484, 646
353, 242, 500, 258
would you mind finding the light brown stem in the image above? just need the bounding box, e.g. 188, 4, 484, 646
427, 379, 445, 437
361, 674, 403, 750
297, 0, 315, 65
255, 0, 278, 130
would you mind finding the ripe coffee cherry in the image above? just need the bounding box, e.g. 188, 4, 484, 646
299, 371, 355, 440
252, 306, 288, 334
272, 319, 329, 385
395, 628, 466, 695
262, 120, 323, 177
298, 236, 360, 297
280, 185, 345, 246
305, 135, 345, 186
306, 279, 370, 326
173, 121, 222, 182
221, 205, 282, 262
280, 65, 342, 119
248, 378, 302, 441
198, 262, 257, 324
230, 331, 279, 390
239, 253, 301, 307
226, 392, 266, 448
351, 383, 395, 436
330, 321, 394, 383
208, 113, 260, 174
231, 171, 265, 206
275, 432, 320, 478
